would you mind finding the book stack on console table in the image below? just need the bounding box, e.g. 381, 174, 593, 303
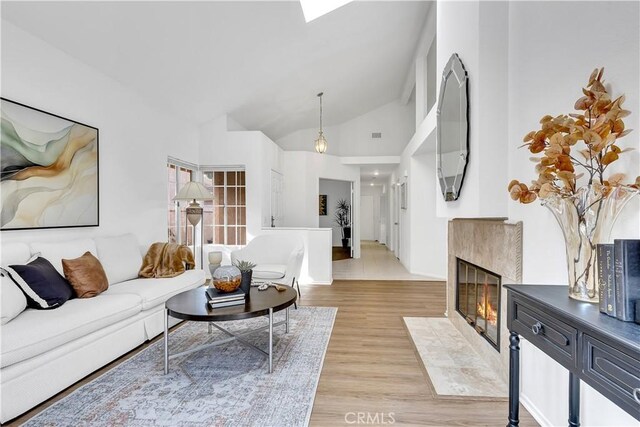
598, 239, 640, 323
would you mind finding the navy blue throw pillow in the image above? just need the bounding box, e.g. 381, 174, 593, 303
4, 257, 74, 309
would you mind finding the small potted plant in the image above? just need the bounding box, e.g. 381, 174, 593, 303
334, 199, 351, 249
233, 260, 256, 298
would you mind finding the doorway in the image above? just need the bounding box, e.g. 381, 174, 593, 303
360, 195, 375, 240
394, 183, 400, 259
319, 178, 353, 261
270, 170, 283, 227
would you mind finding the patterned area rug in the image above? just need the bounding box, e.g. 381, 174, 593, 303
25, 307, 337, 427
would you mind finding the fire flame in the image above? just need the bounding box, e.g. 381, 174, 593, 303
477, 299, 498, 326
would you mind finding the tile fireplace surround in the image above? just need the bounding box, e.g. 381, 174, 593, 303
447, 218, 523, 384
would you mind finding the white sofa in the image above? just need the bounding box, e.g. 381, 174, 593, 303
0, 234, 206, 423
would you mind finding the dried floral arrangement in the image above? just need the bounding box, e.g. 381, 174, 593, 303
508, 68, 639, 203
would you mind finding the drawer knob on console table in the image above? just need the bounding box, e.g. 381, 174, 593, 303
531, 321, 544, 335
634, 388, 640, 404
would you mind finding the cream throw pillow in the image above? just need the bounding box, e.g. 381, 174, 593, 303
95, 234, 143, 285
1, 272, 27, 324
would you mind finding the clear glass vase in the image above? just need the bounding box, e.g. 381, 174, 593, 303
542, 185, 639, 302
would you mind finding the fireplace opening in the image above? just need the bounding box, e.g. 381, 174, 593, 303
456, 258, 501, 351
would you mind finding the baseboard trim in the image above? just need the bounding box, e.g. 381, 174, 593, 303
307, 280, 332, 286
521, 392, 553, 427
409, 272, 447, 281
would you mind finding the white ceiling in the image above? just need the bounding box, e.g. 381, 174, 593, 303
1, 1, 430, 140
360, 163, 397, 181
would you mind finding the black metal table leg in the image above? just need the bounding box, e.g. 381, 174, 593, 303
568, 372, 580, 427
508, 331, 520, 427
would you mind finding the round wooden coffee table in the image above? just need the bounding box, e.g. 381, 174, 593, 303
163, 285, 297, 374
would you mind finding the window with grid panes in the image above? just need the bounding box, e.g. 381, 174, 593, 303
167, 163, 194, 245
202, 170, 246, 245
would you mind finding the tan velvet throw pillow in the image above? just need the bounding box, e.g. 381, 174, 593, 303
62, 252, 109, 298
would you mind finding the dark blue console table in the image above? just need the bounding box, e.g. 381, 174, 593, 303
505, 285, 640, 426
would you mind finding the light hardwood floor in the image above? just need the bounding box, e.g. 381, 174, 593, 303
332, 241, 440, 281
301, 280, 538, 426
8, 280, 537, 426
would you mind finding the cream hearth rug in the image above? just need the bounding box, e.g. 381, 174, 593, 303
24, 307, 336, 427
404, 317, 508, 399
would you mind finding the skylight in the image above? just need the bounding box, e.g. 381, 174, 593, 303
299, 0, 353, 23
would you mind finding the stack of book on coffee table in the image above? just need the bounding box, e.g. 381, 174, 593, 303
206, 288, 246, 309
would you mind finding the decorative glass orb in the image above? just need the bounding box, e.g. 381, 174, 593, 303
212, 265, 242, 293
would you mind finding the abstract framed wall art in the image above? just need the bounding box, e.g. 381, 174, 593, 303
1, 98, 99, 230
319, 194, 327, 215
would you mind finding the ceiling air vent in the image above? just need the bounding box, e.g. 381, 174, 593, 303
371, 132, 382, 139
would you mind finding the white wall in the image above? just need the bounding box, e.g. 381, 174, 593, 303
276, 100, 414, 157
389, 13, 448, 281
379, 187, 390, 246
319, 178, 352, 246
360, 195, 375, 240
507, 2, 639, 426
426, 37, 437, 115
360, 184, 384, 242
407, 0, 436, 127
409, 153, 447, 279
435, 1, 509, 219
0, 21, 200, 251
426, 0, 640, 423
392, 163, 411, 269
281, 151, 361, 258
197, 118, 337, 285
402, 0, 639, 419
391, 145, 447, 280
430, 1, 639, 425
261, 227, 332, 285
198, 116, 284, 240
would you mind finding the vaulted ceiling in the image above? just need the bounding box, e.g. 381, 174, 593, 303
1, 1, 430, 140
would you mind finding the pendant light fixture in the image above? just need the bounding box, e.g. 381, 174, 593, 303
314, 92, 328, 154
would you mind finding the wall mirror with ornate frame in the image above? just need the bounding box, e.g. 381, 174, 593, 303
436, 53, 469, 201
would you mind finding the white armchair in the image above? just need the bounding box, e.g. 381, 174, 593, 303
230, 234, 304, 297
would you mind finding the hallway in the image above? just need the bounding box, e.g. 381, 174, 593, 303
332, 241, 440, 281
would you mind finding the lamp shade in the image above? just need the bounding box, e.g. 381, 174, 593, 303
173, 181, 214, 201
